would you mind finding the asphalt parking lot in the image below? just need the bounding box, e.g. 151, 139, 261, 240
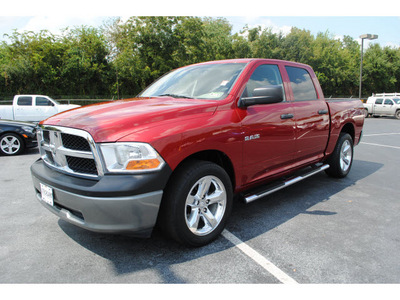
1, 117, 400, 285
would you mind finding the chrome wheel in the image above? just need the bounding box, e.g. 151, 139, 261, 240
340, 140, 352, 172
0, 135, 21, 155
160, 160, 233, 246
185, 175, 227, 236
325, 133, 354, 178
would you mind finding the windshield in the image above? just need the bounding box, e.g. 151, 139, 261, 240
393, 98, 400, 104
139, 63, 247, 100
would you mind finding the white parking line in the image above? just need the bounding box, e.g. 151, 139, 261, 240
222, 229, 298, 284
360, 142, 400, 150
363, 133, 400, 137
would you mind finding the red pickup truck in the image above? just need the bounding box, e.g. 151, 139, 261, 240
31, 59, 364, 246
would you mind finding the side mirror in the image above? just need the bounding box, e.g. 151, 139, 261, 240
239, 85, 284, 108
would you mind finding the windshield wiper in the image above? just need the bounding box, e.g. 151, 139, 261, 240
157, 93, 193, 99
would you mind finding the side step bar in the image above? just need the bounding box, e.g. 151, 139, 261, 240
244, 164, 330, 204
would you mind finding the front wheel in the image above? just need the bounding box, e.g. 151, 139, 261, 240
158, 160, 233, 247
0, 133, 25, 155
395, 110, 400, 120
325, 133, 354, 178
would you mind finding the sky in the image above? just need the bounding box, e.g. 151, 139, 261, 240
1, 0, 399, 48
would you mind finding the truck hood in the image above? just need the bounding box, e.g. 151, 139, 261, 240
42, 97, 218, 142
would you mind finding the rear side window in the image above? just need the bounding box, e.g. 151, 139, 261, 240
285, 66, 317, 101
17, 96, 32, 106
384, 99, 393, 105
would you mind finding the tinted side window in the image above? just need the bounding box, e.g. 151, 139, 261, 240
285, 66, 317, 101
36, 97, 53, 106
375, 99, 383, 105
243, 64, 285, 99
17, 96, 32, 106
384, 99, 393, 105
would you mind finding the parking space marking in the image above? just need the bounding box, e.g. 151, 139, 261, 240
222, 229, 298, 284
360, 142, 400, 150
363, 133, 400, 137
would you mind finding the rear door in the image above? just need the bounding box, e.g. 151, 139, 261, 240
285, 65, 330, 166
14, 96, 35, 121
373, 98, 384, 114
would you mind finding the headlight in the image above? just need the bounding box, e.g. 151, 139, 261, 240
22, 126, 35, 133
100, 142, 165, 173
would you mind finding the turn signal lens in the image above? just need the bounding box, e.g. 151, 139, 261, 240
126, 159, 161, 170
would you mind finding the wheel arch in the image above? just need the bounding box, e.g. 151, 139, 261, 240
340, 122, 355, 142
173, 150, 236, 190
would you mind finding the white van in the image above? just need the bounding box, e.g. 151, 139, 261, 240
363, 93, 400, 119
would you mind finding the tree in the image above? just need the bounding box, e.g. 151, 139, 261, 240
362, 44, 400, 96
201, 17, 234, 61
280, 27, 314, 64
309, 31, 351, 97
1, 17, 400, 99
60, 26, 112, 97
109, 17, 186, 97
0, 30, 66, 96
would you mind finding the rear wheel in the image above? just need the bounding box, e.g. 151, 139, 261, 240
159, 160, 233, 247
325, 133, 354, 178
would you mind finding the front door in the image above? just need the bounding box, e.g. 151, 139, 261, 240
240, 63, 296, 184
32, 96, 58, 121
381, 99, 395, 115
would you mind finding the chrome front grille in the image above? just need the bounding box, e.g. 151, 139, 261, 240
37, 125, 103, 178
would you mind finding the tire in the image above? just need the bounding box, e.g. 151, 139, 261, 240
158, 160, 233, 247
395, 110, 400, 120
325, 133, 354, 178
0, 133, 25, 156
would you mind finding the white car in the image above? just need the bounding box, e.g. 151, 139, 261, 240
0, 95, 80, 122
363, 93, 400, 119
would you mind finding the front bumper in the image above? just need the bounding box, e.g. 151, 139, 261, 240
31, 159, 171, 237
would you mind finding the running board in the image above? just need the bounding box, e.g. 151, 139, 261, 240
243, 164, 330, 204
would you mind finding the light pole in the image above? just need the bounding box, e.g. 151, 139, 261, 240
359, 34, 378, 99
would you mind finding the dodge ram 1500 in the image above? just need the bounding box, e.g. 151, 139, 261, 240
31, 59, 364, 246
